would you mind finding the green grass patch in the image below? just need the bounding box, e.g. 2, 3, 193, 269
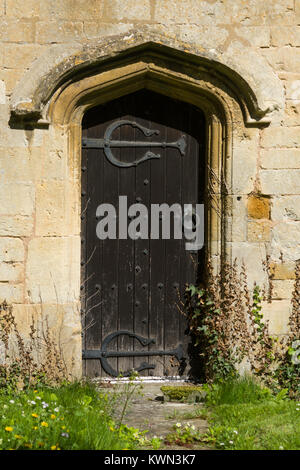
0, 381, 143, 450
202, 377, 300, 450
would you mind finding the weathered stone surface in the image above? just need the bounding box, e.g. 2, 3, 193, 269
228, 242, 268, 288
231, 129, 259, 194
0, 183, 34, 216
271, 222, 300, 261
284, 102, 300, 126
272, 280, 295, 299
0, 19, 35, 43
261, 126, 300, 148
12, 302, 82, 378
262, 47, 300, 73
108, 0, 151, 21
0, 238, 24, 262
0, 283, 23, 303
0, 263, 23, 282
26, 237, 80, 304
260, 170, 300, 194
235, 26, 270, 48
83, 22, 133, 40
3, 44, 45, 70
36, 21, 84, 44
35, 181, 79, 236
272, 196, 300, 221
247, 195, 270, 219
0, 80, 5, 104
247, 220, 271, 242
262, 300, 291, 335
271, 27, 300, 46
269, 262, 296, 280
0, 216, 33, 237
261, 149, 300, 169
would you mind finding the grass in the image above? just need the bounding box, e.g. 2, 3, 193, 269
0, 381, 143, 450
201, 377, 300, 450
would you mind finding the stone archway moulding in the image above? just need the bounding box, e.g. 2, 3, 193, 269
10, 29, 284, 126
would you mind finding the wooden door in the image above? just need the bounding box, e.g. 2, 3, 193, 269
81, 90, 205, 378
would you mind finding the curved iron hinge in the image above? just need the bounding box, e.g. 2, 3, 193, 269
82, 330, 185, 377
82, 119, 186, 167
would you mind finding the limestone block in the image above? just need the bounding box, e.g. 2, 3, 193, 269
272, 196, 300, 221
0, 69, 25, 96
247, 195, 270, 219
0, 19, 35, 43
262, 47, 300, 73
271, 222, 300, 261
261, 300, 291, 335
261, 126, 300, 148
0, 147, 40, 183
229, 1, 294, 26
35, 181, 79, 236
0, 183, 34, 216
26, 236, 80, 304
0, 216, 33, 237
284, 78, 300, 101
272, 280, 295, 299
3, 44, 45, 70
175, 25, 229, 50
228, 242, 268, 288
226, 195, 247, 242
269, 262, 296, 280
271, 27, 300, 46
12, 302, 82, 378
108, 0, 151, 21
0, 238, 24, 262
35, 21, 84, 44
247, 220, 271, 242
5, 0, 40, 18
0, 283, 23, 303
0, 128, 27, 148
83, 22, 133, 40
261, 149, 300, 169
284, 102, 300, 126
0, 80, 5, 105
39, 0, 104, 21
231, 129, 259, 194
234, 26, 270, 48
155, 0, 228, 24
260, 170, 300, 194
0, 263, 23, 282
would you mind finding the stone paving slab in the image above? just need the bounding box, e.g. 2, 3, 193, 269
98, 381, 210, 450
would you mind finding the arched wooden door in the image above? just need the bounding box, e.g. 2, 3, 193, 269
81, 89, 205, 378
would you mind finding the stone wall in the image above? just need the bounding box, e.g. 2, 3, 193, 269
0, 0, 299, 376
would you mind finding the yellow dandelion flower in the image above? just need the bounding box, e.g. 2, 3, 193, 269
51, 445, 57, 450
61, 425, 66, 430
5, 426, 13, 432
33, 426, 38, 430
41, 422, 48, 427
50, 414, 56, 420
14, 435, 22, 439
32, 413, 38, 418
34, 390, 38, 393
